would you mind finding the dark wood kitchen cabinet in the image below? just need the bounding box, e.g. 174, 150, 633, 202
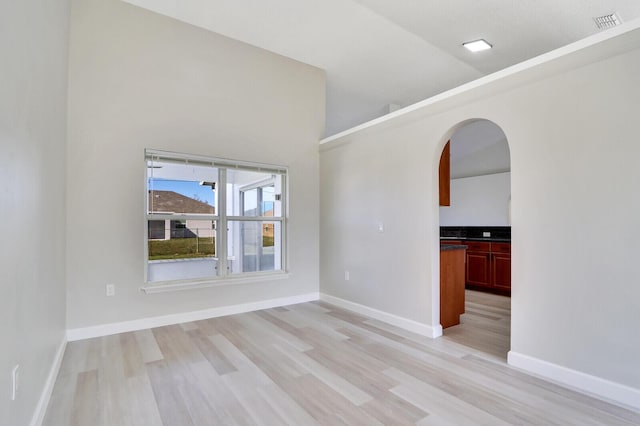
490, 242, 511, 291
465, 241, 491, 287
491, 252, 511, 290
440, 245, 466, 328
439, 141, 450, 206
465, 241, 511, 295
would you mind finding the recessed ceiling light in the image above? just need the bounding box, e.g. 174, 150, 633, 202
463, 39, 492, 53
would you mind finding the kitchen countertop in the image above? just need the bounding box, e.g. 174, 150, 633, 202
440, 237, 511, 243
440, 244, 469, 251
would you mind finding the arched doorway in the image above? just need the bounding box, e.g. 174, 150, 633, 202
438, 119, 512, 360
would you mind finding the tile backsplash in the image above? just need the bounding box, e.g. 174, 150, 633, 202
440, 226, 511, 240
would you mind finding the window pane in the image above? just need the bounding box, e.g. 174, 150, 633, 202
262, 185, 275, 217
147, 160, 217, 216
226, 169, 282, 217
242, 188, 258, 216
227, 221, 281, 274
147, 220, 217, 282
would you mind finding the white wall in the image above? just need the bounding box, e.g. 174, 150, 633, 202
440, 172, 511, 226
0, 0, 69, 424
320, 28, 640, 400
66, 0, 324, 329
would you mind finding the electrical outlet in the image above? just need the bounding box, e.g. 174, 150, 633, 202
106, 284, 115, 296
344, 270, 350, 281
11, 364, 19, 401
483, 231, 491, 238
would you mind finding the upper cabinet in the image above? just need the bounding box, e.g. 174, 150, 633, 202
439, 141, 451, 206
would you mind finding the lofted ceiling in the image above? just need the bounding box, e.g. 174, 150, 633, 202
123, 0, 640, 136
450, 120, 510, 179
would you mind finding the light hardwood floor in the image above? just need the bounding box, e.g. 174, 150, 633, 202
443, 290, 511, 360
44, 294, 640, 425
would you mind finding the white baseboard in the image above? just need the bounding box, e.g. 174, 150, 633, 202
30, 336, 67, 426
320, 293, 442, 338
66, 292, 319, 341
508, 351, 640, 411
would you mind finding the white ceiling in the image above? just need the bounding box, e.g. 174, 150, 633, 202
124, 0, 640, 136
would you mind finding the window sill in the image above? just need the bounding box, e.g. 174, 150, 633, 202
148, 256, 217, 264
140, 271, 290, 294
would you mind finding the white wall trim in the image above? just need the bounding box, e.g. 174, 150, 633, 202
508, 351, 640, 411
66, 292, 319, 341
30, 336, 67, 426
320, 293, 442, 338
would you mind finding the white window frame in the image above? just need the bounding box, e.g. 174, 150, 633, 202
236, 176, 280, 273
142, 149, 288, 293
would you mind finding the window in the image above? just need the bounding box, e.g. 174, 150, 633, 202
145, 149, 287, 285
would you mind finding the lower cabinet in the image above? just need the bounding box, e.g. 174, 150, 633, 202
467, 251, 491, 287
440, 247, 466, 328
464, 241, 511, 294
491, 253, 511, 290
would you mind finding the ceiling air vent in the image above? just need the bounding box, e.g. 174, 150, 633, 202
594, 13, 621, 29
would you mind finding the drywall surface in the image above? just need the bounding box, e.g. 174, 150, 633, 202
0, 0, 69, 424
450, 138, 510, 179
66, 0, 324, 328
449, 119, 510, 179
320, 35, 640, 392
440, 172, 511, 226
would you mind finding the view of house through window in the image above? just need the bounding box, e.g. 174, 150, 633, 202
146, 150, 286, 283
